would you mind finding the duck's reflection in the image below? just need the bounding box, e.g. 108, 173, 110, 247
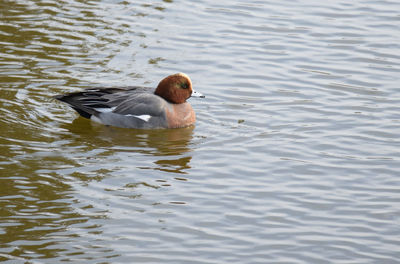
61, 116, 194, 175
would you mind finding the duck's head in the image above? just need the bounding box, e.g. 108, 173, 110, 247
155, 73, 203, 104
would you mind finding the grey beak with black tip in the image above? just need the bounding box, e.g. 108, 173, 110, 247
191, 90, 205, 98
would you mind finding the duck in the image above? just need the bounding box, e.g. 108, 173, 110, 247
54, 73, 204, 129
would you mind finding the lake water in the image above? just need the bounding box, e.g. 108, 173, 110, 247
1, 0, 399, 263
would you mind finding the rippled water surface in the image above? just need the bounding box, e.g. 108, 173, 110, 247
1, 0, 400, 263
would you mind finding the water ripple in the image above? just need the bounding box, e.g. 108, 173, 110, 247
1, 0, 400, 263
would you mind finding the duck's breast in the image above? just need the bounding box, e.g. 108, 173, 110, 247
165, 102, 196, 128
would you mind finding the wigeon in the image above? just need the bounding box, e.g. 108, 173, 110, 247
55, 73, 204, 129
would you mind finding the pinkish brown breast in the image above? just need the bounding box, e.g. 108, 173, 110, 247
165, 102, 196, 128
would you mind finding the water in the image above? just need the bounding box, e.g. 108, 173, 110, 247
1, 0, 400, 263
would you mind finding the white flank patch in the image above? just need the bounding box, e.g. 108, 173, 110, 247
95, 107, 116, 113
126, 114, 152, 122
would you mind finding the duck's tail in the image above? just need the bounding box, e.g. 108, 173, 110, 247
54, 91, 106, 119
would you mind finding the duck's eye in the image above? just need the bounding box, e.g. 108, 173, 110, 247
180, 82, 189, 89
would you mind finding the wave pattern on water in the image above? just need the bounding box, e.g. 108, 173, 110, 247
0, 0, 400, 263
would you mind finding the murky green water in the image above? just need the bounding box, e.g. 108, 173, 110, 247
1, 0, 400, 263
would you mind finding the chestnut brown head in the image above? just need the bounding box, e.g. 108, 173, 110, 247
154, 73, 193, 104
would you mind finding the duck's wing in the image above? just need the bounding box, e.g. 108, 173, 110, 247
92, 93, 169, 129
54, 86, 150, 119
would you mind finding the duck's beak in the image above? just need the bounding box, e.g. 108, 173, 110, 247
191, 90, 205, 98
